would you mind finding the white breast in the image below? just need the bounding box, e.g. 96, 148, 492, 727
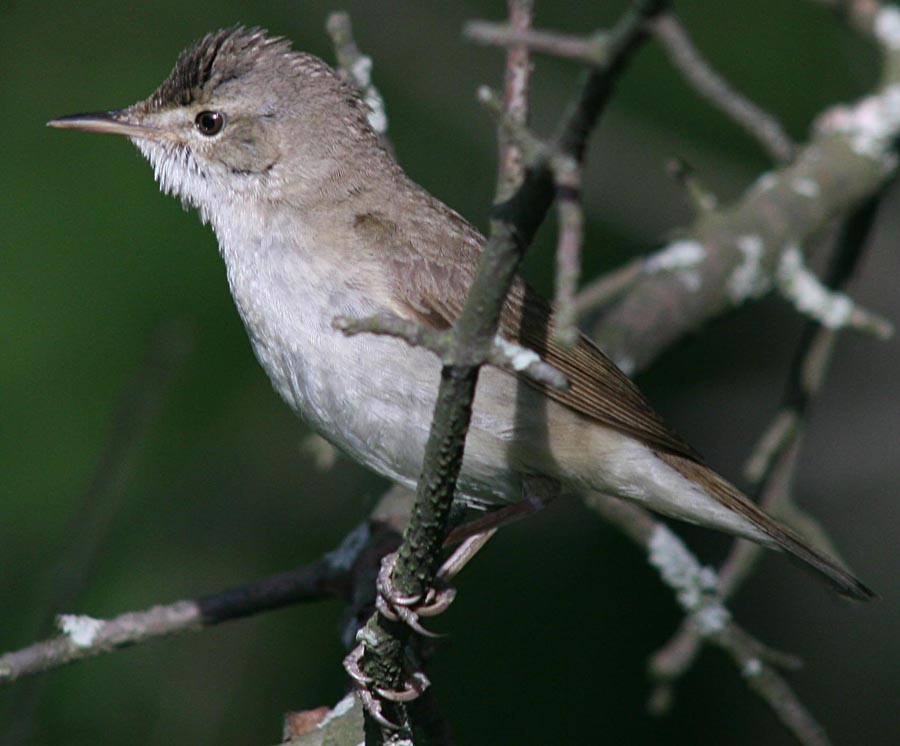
212, 204, 529, 504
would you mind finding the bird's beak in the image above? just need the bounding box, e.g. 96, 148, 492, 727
47, 110, 157, 139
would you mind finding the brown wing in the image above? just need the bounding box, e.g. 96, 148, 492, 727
418, 274, 703, 463
354, 206, 703, 463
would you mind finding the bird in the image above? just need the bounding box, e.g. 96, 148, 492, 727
48, 26, 873, 601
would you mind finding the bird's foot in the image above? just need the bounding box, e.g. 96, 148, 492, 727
343, 635, 431, 729
374, 552, 457, 637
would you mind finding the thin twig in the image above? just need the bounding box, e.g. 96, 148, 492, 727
645, 187, 890, 716
478, 77, 588, 346
653, 12, 796, 163
476, 85, 545, 163
666, 157, 719, 213
334, 313, 568, 390
354, 3, 667, 741
1, 322, 192, 745
334, 312, 448, 353
552, 154, 585, 345
326, 11, 392, 152
574, 258, 645, 316
775, 244, 893, 337
2, 553, 340, 685
464, 21, 611, 65
497, 0, 534, 197
586, 495, 831, 746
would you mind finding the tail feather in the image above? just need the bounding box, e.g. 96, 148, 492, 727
658, 452, 876, 602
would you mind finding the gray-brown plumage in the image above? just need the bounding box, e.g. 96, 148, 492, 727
49, 27, 873, 600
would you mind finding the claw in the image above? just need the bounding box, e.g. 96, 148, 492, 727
356, 688, 400, 729
375, 671, 431, 702
343, 644, 373, 685
374, 553, 456, 636
376, 554, 422, 609
344, 549, 458, 727
376, 593, 441, 637
417, 585, 457, 617
343, 642, 431, 728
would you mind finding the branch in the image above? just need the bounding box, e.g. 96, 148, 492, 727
0, 562, 334, 686
347, 2, 667, 741
464, 21, 611, 66
1, 323, 192, 744
333, 313, 568, 389
653, 12, 796, 163
0, 509, 409, 687
593, 59, 900, 371
552, 155, 585, 345
326, 11, 390, 145
585, 495, 831, 746
645, 186, 891, 707
569, 11, 900, 739
574, 257, 645, 316
775, 243, 892, 336
496, 0, 534, 196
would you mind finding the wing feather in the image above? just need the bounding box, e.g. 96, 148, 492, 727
355, 208, 701, 463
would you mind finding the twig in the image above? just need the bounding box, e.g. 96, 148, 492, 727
593, 72, 900, 371
464, 21, 611, 65
574, 258, 645, 316
497, 0, 534, 197
775, 243, 892, 337
585, 495, 832, 746
653, 12, 796, 163
552, 154, 584, 346
478, 87, 586, 347
1, 322, 192, 745
476, 85, 545, 163
352, 2, 667, 741
326, 11, 391, 151
334, 312, 448, 353
334, 313, 568, 390
1, 559, 336, 685
645, 186, 891, 719
0, 513, 406, 686
666, 157, 720, 213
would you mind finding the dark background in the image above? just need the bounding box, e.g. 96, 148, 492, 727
2, 1, 897, 744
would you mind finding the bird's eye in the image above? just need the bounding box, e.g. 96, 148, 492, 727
195, 110, 225, 136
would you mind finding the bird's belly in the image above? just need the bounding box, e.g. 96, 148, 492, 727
220, 229, 548, 506
247, 308, 528, 505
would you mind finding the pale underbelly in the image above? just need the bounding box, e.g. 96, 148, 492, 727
250, 321, 540, 505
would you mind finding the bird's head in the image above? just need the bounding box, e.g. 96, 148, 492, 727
49, 27, 383, 219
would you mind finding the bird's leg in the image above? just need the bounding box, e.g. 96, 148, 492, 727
377, 476, 560, 633
343, 644, 429, 729
344, 477, 560, 722
441, 475, 560, 576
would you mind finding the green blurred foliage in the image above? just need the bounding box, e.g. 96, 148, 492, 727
1, 1, 897, 744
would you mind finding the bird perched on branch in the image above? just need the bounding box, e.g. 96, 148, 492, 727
49, 27, 873, 601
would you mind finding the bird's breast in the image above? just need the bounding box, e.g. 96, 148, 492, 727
212, 209, 535, 505
215, 218, 444, 485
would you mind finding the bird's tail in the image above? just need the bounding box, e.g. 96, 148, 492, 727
657, 452, 876, 602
